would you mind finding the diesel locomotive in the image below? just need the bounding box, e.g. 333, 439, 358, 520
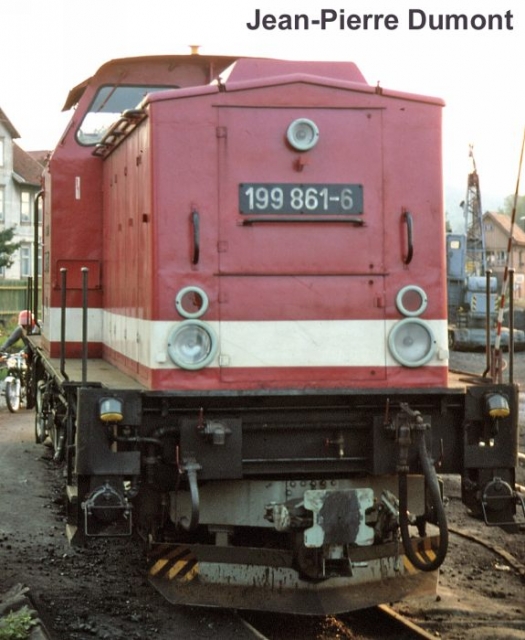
27, 53, 521, 614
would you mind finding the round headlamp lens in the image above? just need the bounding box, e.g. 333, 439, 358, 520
286, 118, 319, 151
167, 320, 218, 370
388, 318, 436, 367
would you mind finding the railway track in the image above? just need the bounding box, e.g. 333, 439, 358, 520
235, 509, 525, 640
448, 524, 525, 580
238, 604, 439, 639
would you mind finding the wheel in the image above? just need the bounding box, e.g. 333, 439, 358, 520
34, 381, 48, 444
5, 378, 21, 413
51, 425, 63, 461
25, 365, 35, 410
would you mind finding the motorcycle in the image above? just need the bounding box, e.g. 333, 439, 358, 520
1, 351, 28, 413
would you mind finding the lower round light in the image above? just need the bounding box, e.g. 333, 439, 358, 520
388, 319, 436, 367
167, 320, 218, 370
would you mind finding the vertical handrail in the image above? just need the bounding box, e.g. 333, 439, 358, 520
509, 269, 514, 384
493, 128, 525, 383
33, 190, 43, 323
81, 267, 89, 385
26, 277, 33, 324
60, 268, 69, 381
483, 269, 492, 378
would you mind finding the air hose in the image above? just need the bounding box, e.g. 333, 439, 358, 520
398, 412, 449, 572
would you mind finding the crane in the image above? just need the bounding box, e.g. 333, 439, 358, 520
463, 145, 487, 276
446, 147, 525, 351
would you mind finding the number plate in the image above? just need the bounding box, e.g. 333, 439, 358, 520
239, 183, 363, 215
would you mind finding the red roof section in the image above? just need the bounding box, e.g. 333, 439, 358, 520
13, 142, 44, 187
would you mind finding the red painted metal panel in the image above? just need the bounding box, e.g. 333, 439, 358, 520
150, 98, 221, 322
146, 365, 447, 392
217, 106, 384, 276
217, 275, 385, 321
55, 260, 101, 289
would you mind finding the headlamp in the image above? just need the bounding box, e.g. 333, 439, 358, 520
388, 318, 436, 367
167, 320, 218, 370
286, 118, 319, 151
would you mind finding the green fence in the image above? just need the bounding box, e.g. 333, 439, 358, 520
0, 279, 39, 328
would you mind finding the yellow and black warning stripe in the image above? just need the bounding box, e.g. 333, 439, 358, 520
148, 544, 199, 583
402, 537, 438, 574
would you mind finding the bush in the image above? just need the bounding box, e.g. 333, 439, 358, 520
0, 606, 37, 639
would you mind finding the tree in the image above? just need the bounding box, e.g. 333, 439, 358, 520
502, 194, 525, 218
0, 227, 21, 269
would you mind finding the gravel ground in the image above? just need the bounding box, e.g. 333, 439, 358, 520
449, 349, 525, 386
0, 407, 255, 640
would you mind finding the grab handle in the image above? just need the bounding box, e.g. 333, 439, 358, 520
191, 210, 200, 265
402, 211, 414, 265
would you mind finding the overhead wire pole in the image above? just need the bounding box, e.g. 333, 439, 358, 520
493, 128, 525, 382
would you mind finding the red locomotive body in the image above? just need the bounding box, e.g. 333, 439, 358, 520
41, 55, 237, 358
29, 54, 520, 615
44, 56, 447, 390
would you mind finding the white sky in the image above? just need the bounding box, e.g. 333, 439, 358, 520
2, 0, 524, 224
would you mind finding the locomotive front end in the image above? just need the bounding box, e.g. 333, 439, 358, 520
133, 58, 449, 392
90, 58, 468, 611
32, 55, 521, 616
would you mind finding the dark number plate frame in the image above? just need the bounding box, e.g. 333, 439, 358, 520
239, 183, 363, 215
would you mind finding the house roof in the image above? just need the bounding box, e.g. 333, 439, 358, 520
13, 142, 43, 187
0, 107, 20, 138
484, 211, 525, 246
26, 150, 51, 167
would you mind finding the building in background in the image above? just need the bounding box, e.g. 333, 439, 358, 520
483, 211, 525, 299
0, 106, 46, 280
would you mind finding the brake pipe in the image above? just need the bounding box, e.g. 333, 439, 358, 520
397, 405, 449, 572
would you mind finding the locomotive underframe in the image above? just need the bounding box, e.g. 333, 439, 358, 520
31, 346, 519, 612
